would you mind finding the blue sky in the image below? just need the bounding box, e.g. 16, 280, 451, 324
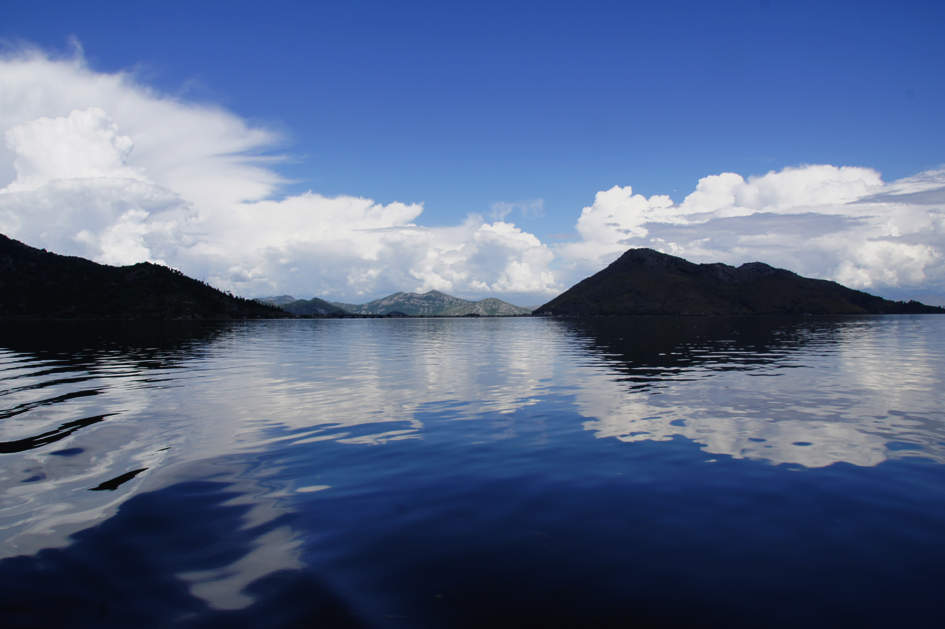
2, 1, 944, 304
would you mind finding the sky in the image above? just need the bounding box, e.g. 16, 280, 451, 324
2, 0, 944, 306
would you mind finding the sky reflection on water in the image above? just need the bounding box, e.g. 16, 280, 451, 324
1, 316, 944, 625
566, 316, 945, 467
2, 316, 944, 552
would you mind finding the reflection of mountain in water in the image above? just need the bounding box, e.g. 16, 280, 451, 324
0, 321, 232, 450
0, 320, 231, 359
0, 320, 318, 611
3, 316, 944, 569
0, 321, 236, 556
561, 316, 945, 468
0, 319, 563, 558
559, 316, 817, 389
2, 315, 944, 616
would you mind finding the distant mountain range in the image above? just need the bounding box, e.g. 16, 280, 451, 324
533, 248, 945, 316
0, 234, 288, 320
335, 291, 532, 316
258, 295, 298, 307
436, 297, 532, 317
260, 290, 532, 316
258, 295, 346, 316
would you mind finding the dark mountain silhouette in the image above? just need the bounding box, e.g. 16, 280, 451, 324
0, 234, 289, 320
534, 248, 944, 316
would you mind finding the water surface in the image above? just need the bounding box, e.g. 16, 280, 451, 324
1, 316, 944, 627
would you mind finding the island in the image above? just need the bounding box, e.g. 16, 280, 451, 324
533, 248, 944, 316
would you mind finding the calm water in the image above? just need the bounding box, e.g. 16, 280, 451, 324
1, 316, 944, 627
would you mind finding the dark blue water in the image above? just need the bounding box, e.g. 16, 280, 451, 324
1, 316, 944, 627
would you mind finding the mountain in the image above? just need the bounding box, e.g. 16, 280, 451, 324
256, 293, 346, 315
332, 290, 467, 315
332, 290, 531, 316
534, 248, 945, 316
438, 297, 533, 316
257, 295, 298, 306
280, 296, 347, 316
0, 234, 289, 320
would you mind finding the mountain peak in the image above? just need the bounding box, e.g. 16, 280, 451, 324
535, 248, 943, 316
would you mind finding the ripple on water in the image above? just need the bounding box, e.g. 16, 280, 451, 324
0, 316, 943, 627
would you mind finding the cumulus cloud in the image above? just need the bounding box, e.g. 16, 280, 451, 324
556, 165, 945, 295
0, 105, 188, 265
5, 107, 145, 188
0, 46, 560, 302
1, 44, 943, 304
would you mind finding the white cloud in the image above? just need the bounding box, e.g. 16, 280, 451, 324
0, 46, 561, 302
5, 107, 145, 189
0, 104, 188, 265
1, 44, 943, 305
557, 165, 945, 294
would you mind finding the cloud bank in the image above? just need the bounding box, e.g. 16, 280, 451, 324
561, 164, 945, 298
0, 47, 557, 302
1, 45, 943, 304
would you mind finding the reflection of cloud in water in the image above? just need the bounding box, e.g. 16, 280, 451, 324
0, 356, 180, 557
179, 527, 303, 610
187, 319, 564, 449
571, 316, 945, 468
2, 316, 944, 608
0, 319, 566, 607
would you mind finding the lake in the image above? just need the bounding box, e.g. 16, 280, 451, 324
1, 315, 944, 628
